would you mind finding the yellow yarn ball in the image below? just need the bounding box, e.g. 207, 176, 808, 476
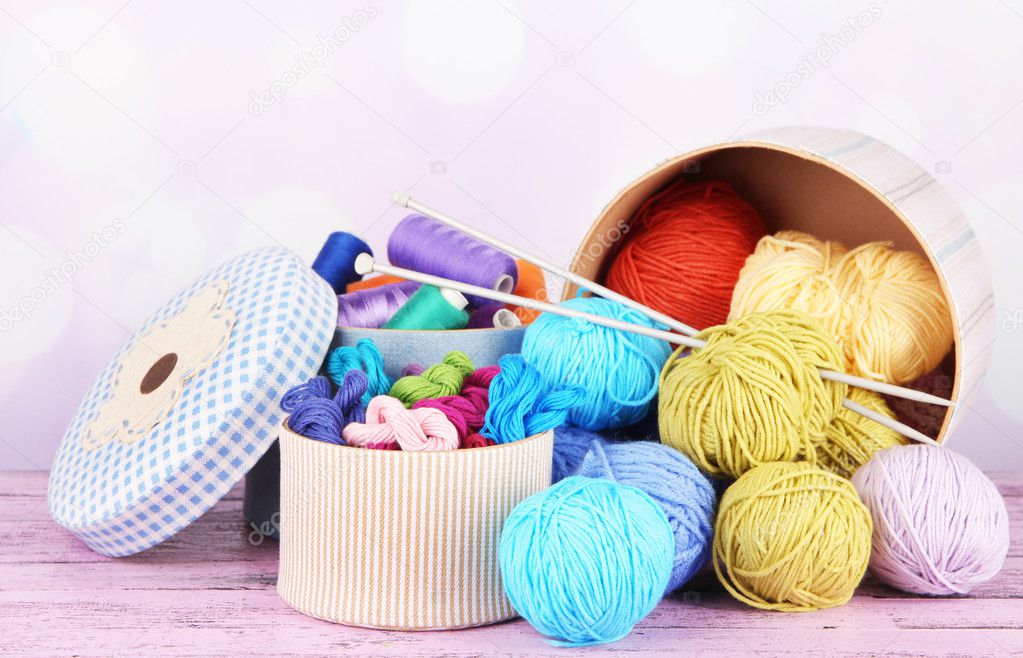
816, 387, 907, 479
729, 231, 953, 385
713, 461, 872, 611
658, 309, 847, 479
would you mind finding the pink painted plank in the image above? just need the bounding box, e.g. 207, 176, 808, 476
1, 471, 1021, 657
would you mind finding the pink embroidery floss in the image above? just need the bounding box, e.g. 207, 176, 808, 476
342, 395, 459, 451
852, 445, 1010, 595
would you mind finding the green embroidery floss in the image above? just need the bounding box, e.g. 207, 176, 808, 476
381, 284, 470, 331
389, 350, 475, 407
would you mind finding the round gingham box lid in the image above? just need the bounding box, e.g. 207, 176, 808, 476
48, 247, 337, 556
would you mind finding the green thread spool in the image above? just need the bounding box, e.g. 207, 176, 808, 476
382, 284, 470, 330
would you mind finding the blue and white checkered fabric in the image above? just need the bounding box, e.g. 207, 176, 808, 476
48, 247, 337, 556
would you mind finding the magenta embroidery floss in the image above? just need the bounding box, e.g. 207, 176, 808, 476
336, 280, 420, 328
387, 214, 519, 307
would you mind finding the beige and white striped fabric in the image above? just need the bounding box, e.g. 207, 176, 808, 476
277, 427, 552, 630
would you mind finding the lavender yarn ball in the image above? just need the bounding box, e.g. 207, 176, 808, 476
852, 445, 1009, 595
552, 426, 716, 593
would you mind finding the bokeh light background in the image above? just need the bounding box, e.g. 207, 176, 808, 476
2, 0, 1021, 470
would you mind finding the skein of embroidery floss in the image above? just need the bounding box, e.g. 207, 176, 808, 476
816, 387, 906, 479
575, 440, 716, 593
326, 338, 393, 405
499, 476, 673, 646
852, 445, 1009, 595
389, 350, 475, 407
381, 284, 470, 330
388, 213, 519, 306
285, 371, 369, 444
311, 232, 372, 293
342, 395, 459, 451
336, 280, 420, 328
658, 309, 847, 479
605, 179, 766, 329
730, 231, 953, 384
482, 354, 585, 444
466, 303, 521, 329
714, 461, 872, 611
522, 297, 671, 431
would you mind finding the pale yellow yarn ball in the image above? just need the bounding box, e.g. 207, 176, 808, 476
729, 231, 953, 385
713, 461, 872, 611
658, 309, 847, 479
816, 387, 907, 480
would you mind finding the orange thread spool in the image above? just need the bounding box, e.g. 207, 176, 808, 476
346, 274, 405, 293
606, 180, 766, 330
507, 259, 547, 324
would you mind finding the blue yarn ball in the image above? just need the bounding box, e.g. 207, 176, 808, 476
552, 426, 717, 592
522, 297, 671, 431
499, 476, 673, 647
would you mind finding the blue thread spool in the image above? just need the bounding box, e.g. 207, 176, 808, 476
312, 232, 372, 293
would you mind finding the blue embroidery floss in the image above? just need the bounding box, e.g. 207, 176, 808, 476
325, 338, 393, 406
312, 232, 372, 293
499, 476, 673, 647
481, 354, 584, 443
336, 280, 420, 328
280, 375, 332, 413
387, 214, 519, 307
521, 297, 671, 431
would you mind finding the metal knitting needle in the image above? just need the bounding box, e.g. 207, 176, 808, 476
391, 193, 954, 410
355, 254, 939, 445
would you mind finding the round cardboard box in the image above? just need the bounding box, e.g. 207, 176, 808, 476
276, 424, 552, 630
567, 126, 993, 443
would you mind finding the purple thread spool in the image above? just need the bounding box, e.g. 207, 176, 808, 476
336, 280, 420, 328
467, 303, 522, 329
387, 214, 519, 307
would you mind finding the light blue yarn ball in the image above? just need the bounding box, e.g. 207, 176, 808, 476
521, 298, 672, 431
499, 476, 674, 647
553, 426, 717, 592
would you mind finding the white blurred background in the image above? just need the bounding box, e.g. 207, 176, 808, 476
1, 0, 1021, 470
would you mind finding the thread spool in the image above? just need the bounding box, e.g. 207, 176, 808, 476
499, 476, 673, 646
342, 395, 459, 451
714, 461, 872, 611
730, 231, 954, 384
336, 280, 420, 328
852, 445, 1009, 595
570, 437, 717, 593
312, 232, 372, 293
508, 259, 547, 324
659, 309, 847, 479
345, 274, 405, 293
388, 213, 519, 306
522, 297, 671, 431
466, 303, 522, 329
381, 284, 469, 330
482, 354, 585, 444
817, 387, 906, 479
605, 180, 766, 329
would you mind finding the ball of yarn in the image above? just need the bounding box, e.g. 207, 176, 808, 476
852, 445, 1009, 595
388, 213, 518, 307
311, 232, 372, 294
817, 387, 906, 479
576, 440, 716, 593
730, 231, 953, 384
659, 309, 847, 478
499, 476, 673, 646
714, 461, 872, 611
389, 350, 474, 406
605, 180, 766, 329
552, 425, 601, 483
522, 297, 671, 431
342, 395, 458, 451
482, 354, 584, 444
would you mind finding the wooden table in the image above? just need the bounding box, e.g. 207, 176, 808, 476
1, 471, 1020, 657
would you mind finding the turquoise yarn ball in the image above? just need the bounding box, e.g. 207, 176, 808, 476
499, 476, 674, 646
521, 298, 672, 431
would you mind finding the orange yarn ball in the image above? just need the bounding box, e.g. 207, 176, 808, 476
606, 180, 767, 330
